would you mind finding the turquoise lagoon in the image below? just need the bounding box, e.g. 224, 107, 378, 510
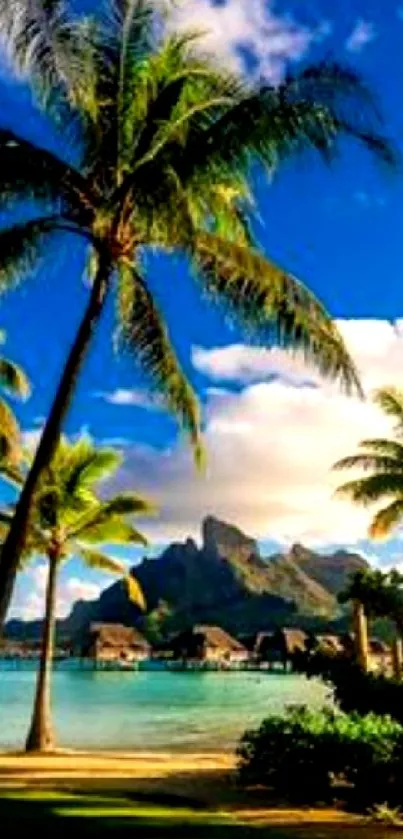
0, 667, 331, 752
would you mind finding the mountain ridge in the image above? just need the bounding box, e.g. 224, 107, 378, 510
5, 516, 369, 641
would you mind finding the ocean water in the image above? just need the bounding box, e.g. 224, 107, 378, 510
0, 667, 332, 752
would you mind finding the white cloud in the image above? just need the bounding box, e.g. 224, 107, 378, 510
10, 564, 108, 621
95, 388, 158, 410
112, 320, 403, 548
167, 0, 331, 83
345, 19, 376, 53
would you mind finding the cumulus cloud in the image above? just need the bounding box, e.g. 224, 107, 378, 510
112, 320, 403, 548
345, 19, 376, 53
10, 563, 108, 621
167, 0, 331, 83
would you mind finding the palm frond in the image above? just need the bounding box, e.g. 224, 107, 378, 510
53, 437, 122, 501
374, 388, 403, 437
116, 261, 204, 464
80, 548, 126, 575
0, 218, 56, 292
0, 129, 93, 216
98, 492, 155, 518
0, 397, 20, 461
335, 474, 403, 505
359, 439, 403, 460
125, 571, 146, 610
1, 0, 93, 110
0, 461, 24, 487
0, 358, 30, 399
192, 232, 361, 395
76, 517, 148, 546
174, 61, 395, 188
333, 454, 403, 473
369, 501, 403, 540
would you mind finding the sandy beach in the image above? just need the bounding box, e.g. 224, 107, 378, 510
0, 750, 381, 833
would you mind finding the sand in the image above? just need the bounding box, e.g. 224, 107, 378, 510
0, 750, 375, 832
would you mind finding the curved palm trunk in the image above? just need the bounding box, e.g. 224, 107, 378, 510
0, 259, 112, 629
352, 599, 369, 672
26, 555, 58, 752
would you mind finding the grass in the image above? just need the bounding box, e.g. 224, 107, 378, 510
0, 790, 402, 838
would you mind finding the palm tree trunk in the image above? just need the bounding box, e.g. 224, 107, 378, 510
352, 599, 369, 672
392, 635, 403, 681
26, 555, 58, 752
0, 258, 112, 630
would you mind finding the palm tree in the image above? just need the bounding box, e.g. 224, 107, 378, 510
339, 568, 403, 679
1, 436, 151, 753
0, 330, 30, 462
0, 0, 395, 626
334, 388, 403, 540
339, 570, 373, 671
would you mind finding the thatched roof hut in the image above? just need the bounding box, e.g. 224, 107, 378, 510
171, 625, 248, 662
81, 623, 151, 662
315, 634, 345, 655
256, 627, 308, 667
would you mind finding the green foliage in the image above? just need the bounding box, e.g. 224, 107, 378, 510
334, 388, 403, 539
0, 331, 30, 463
0, 0, 396, 462
294, 649, 403, 728
4, 435, 150, 608
237, 705, 403, 808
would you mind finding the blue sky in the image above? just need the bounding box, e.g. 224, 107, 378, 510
5, 0, 403, 618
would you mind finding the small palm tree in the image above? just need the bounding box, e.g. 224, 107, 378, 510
0, 330, 30, 462
1, 436, 151, 753
0, 0, 395, 625
334, 388, 403, 539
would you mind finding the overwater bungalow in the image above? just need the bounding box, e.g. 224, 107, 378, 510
80, 623, 151, 667
255, 628, 308, 670
170, 625, 249, 667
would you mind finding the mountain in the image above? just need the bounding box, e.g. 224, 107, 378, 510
288, 543, 368, 595
6, 517, 370, 641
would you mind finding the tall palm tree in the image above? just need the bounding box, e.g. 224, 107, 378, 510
0, 0, 395, 626
1, 436, 151, 753
340, 568, 403, 679
334, 388, 403, 540
0, 330, 30, 462
339, 570, 374, 671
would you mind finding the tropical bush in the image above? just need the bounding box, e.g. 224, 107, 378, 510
294, 649, 403, 725
237, 706, 403, 808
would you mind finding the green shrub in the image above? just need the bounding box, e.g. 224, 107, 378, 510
294, 649, 403, 723
237, 706, 403, 808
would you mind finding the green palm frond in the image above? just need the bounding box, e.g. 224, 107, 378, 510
125, 572, 146, 610
0, 461, 24, 487
192, 232, 361, 395
0, 397, 21, 460
369, 501, 403, 540
359, 439, 403, 459
97, 493, 154, 517
0, 358, 30, 399
0, 129, 93, 215
76, 518, 148, 546
50, 437, 122, 505
374, 388, 403, 437
335, 474, 403, 505
175, 61, 395, 187
0, 218, 56, 292
333, 454, 403, 473
117, 261, 203, 464
80, 548, 126, 575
